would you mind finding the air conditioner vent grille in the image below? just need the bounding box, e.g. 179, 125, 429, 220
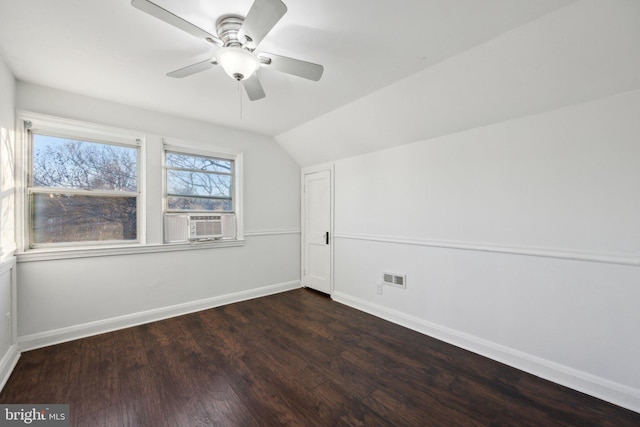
189, 215, 223, 239
195, 220, 222, 236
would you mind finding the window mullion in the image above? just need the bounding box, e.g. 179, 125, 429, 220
29, 187, 140, 198
166, 166, 232, 176
166, 193, 231, 200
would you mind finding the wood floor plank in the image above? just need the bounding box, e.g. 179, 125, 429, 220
1, 288, 639, 426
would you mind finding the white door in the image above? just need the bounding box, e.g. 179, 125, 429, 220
303, 169, 332, 294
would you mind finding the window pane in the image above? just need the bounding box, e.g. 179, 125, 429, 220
33, 134, 137, 191
32, 193, 137, 244
167, 170, 232, 197
167, 196, 232, 212
166, 153, 232, 173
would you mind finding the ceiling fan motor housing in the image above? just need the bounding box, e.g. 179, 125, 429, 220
216, 15, 246, 48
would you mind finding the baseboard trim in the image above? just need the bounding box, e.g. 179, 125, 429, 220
0, 344, 20, 391
19, 281, 301, 352
332, 291, 640, 414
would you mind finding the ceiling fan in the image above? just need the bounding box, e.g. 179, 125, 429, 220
131, 0, 324, 101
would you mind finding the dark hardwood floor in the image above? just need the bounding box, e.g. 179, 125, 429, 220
1, 288, 638, 426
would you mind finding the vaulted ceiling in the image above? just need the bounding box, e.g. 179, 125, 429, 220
3, 1, 638, 168
0, 0, 574, 137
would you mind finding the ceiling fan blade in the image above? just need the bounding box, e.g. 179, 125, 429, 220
237, 0, 287, 50
167, 59, 218, 78
131, 0, 223, 46
258, 53, 324, 81
242, 74, 266, 101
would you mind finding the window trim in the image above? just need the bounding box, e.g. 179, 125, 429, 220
16, 111, 146, 252
14, 112, 245, 260
28, 133, 142, 249
162, 141, 244, 241
164, 150, 235, 214
16, 239, 246, 263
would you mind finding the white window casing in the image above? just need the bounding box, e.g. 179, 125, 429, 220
14, 112, 245, 261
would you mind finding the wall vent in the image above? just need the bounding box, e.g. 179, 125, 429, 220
382, 273, 406, 289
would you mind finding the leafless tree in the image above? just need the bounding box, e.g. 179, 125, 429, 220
165, 153, 232, 211
32, 138, 138, 243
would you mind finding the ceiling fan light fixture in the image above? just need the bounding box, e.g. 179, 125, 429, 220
216, 47, 260, 81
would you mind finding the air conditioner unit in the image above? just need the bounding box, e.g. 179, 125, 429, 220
164, 213, 236, 242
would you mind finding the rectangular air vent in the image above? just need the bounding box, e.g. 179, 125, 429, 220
382, 273, 406, 289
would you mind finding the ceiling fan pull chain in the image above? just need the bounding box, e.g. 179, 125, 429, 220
238, 80, 243, 120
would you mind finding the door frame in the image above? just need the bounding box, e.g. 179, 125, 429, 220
301, 163, 335, 295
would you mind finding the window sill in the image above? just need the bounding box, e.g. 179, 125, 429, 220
16, 239, 246, 263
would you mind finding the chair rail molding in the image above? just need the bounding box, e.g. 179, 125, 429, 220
333, 233, 640, 267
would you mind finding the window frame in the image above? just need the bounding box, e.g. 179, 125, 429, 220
14, 112, 245, 261
164, 149, 235, 214
162, 142, 244, 241
17, 112, 145, 251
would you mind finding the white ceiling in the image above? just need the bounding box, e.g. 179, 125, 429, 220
0, 0, 575, 137
278, 0, 640, 166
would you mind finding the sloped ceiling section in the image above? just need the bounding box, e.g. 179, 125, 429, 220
0, 0, 574, 137
276, 0, 640, 167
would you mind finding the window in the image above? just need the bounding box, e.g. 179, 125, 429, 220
17, 112, 244, 259
165, 151, 234, 213
27, 127, 141, 248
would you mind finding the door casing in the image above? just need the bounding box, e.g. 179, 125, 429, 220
301, 164, 334, 295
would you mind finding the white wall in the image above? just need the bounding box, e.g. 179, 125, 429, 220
0, 56, 18, 388
0, 58, 16, 257
14, 82, 301, 347
280, 1, 640, 410
332, 91, 640, 412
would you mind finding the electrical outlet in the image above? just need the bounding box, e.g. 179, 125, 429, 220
376, 282, 383, 294
5, 312, 10, 330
